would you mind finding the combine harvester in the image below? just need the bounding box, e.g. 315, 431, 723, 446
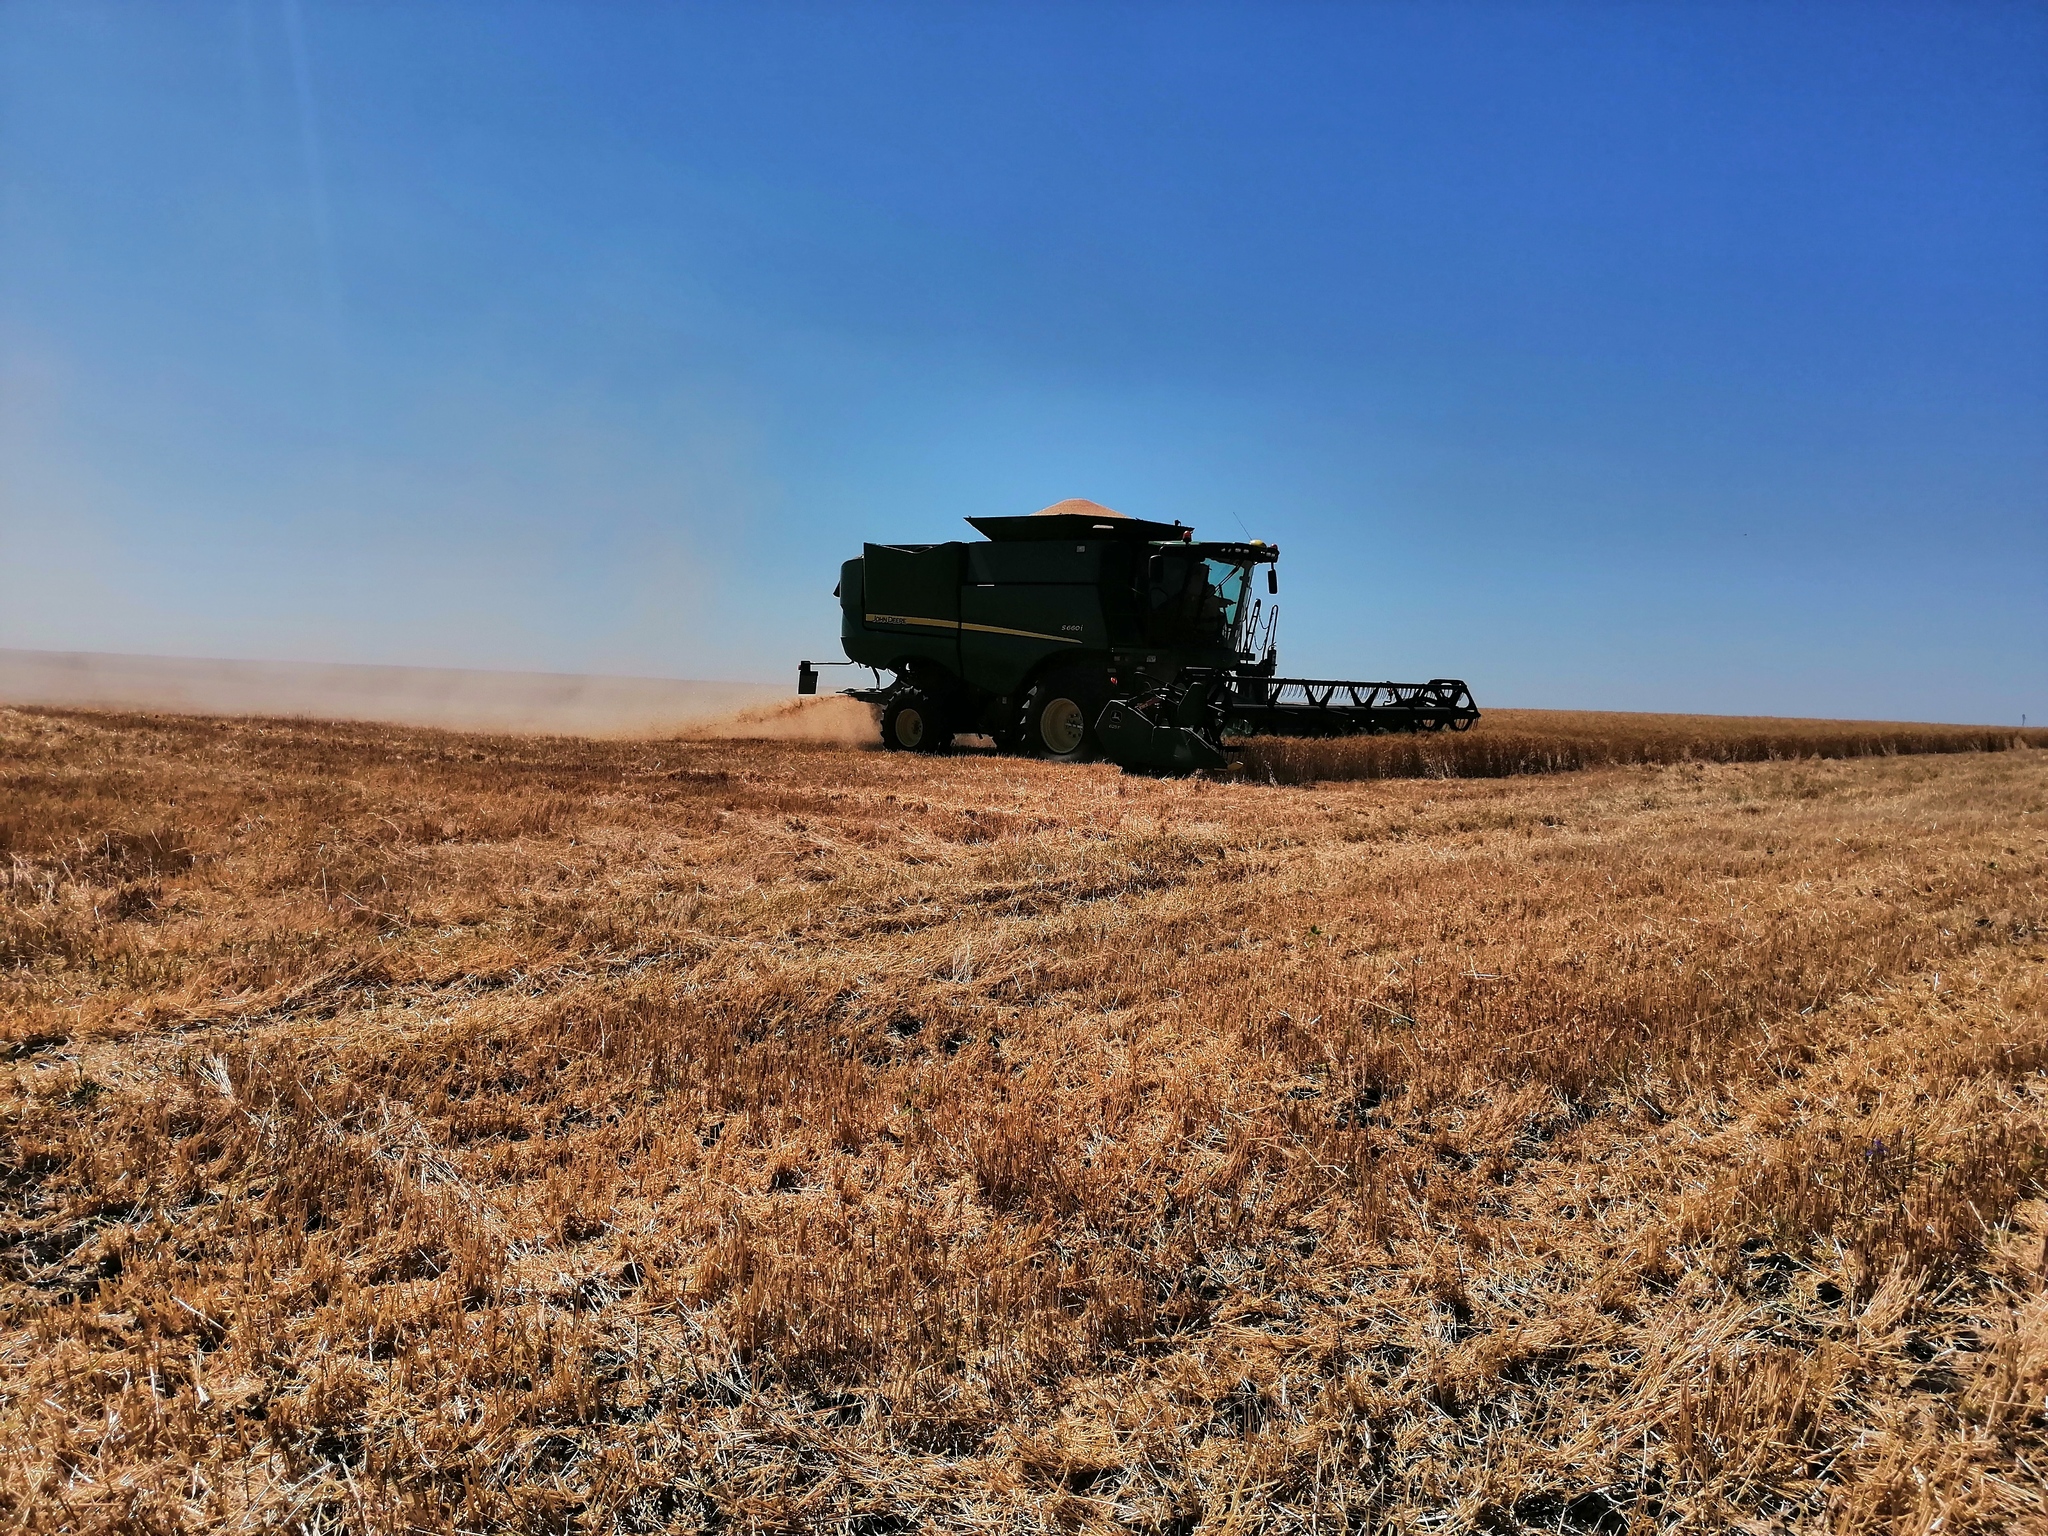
799, 500, 1477, 772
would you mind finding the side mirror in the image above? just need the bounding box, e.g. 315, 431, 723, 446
1267, 569, 1278, 595
797, 661, 819, 696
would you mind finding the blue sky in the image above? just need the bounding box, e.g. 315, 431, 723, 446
2, 1, 2043, 720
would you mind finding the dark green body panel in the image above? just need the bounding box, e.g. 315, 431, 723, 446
965, 541, 1112, 584
846, 544, 963, 675
844, 540, 1142, 697
960, 583, 1098, 696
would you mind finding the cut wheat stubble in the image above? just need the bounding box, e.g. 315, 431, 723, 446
1, 703, 2043, 1533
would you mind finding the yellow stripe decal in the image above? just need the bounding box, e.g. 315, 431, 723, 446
865, 613, 1084, 645
962, 620, 1084, 644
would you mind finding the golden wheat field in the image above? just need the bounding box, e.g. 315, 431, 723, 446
1234, 709, 2046, 784
3, 703, 2045, 1535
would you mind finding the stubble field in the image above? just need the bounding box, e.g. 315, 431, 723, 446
2, 704, 2044, 1534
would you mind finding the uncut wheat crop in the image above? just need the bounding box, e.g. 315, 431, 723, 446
3, 704, 2044, 1535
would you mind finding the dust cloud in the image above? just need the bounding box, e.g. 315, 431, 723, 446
677, 693, 880, 744
0, 650, 799, 738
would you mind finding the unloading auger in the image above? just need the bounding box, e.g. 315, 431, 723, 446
798, 499, 1477, 773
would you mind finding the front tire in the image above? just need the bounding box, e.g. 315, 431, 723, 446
1018, 675, 1103, 762
881, 690, 950, 752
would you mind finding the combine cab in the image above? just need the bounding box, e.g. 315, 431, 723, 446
798, 499, 1476, 772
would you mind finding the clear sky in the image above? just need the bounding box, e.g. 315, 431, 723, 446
3, 2, 2043, 721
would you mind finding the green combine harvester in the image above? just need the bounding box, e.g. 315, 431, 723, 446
798, 499, 1478, 772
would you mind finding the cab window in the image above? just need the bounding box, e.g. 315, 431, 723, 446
1145, 553, 1250, 645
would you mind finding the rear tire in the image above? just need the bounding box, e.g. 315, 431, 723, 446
881, 690, 950, 753
1018, 675, 1103, 762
